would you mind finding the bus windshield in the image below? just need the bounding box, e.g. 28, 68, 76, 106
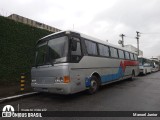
138, 58, 143, 66
35, 36, 68, 66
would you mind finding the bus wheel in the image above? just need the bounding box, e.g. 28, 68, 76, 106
131, 70, 135, 80
87, 76, 100, 94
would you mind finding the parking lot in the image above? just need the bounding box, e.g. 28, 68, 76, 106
0, 72, 160, 119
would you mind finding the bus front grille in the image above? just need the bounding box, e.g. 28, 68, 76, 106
36, 77, 55, 85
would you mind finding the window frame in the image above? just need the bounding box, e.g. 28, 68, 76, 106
98, 43, 110, 57
125, 51, 130, 60
134, 54, 138, 60
71, 37, 82, 56
110, 47, 119, 58
130, 53, 134, 60
118, 49, 125, 59
84, 39, 98, 56
69, 36, 83, 63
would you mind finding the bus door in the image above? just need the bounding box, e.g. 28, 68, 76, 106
69, 37, 85, 93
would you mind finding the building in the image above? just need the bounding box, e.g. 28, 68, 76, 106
124, 45, 143, 56
8, 14, 61, 33
157, 56, 160, 61
151, 56, 160, 62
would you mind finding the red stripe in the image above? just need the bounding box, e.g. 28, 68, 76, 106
120, 60, 139, 72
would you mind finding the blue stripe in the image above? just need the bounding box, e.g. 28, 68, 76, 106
85, 77, 91, 87
85, 66, 124, 87
101, 67, 124, 83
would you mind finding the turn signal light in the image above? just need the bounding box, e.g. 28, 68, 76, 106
64, 76, 70, 83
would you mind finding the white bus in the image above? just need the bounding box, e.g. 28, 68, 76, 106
138, 56, 152, 75
31, 30, 139, 94
150, 59, 159, 72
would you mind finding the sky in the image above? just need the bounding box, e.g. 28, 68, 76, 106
0, 0, 160, 58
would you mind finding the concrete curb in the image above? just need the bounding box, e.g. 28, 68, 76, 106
0, 92, 38, 103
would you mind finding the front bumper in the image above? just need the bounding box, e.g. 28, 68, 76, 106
31, 83, 71, 95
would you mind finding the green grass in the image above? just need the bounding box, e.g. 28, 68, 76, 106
0, 16, 52, 84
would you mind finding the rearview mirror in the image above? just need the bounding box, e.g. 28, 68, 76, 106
71, 39, 77, 51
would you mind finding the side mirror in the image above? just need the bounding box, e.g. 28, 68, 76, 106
71, 39, 77, 51
153, 62, 156, 68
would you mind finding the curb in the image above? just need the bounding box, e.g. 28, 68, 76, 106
0, 92, 38, 103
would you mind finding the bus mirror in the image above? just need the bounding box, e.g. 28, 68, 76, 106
71, 40, 77, 51
153, 62, 156, 68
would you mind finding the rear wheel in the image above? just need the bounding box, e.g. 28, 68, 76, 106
87, 76, 100, 94
130, 70, 135, 80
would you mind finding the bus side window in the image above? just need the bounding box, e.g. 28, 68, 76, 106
71, 37, 82, 62
98, 44, 110, 57
118, 49, 125, 59
125, 51, 130, 59
110, 47, 118, 58
134, 54, 138, 60
130, 53, 134, 60
85, 40, 98, 55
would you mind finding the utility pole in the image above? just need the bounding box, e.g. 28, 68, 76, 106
136, 31, 140, 56
120, 34, 125, 47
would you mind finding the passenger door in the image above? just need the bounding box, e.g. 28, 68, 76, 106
70, 37, 85, 93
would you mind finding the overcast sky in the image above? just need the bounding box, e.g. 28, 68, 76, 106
0, 0, 160, 58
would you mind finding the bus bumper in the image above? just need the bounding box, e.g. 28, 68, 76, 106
31, 83, 71, 95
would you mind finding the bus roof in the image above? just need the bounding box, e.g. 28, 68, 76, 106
138, 56, 149, 59
150, 58, 159, 62
79, 32, 137, 53
39, 30, 137, 54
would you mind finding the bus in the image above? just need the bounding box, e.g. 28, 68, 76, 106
138, 56, 152, 75
31, 30, 139, 94
150, 59, 159, 72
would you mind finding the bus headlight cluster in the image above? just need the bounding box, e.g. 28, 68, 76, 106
32, 79, 36, 83
54, 76, 70, 83
55, 77, 64, 83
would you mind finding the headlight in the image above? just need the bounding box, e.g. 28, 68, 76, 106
55, 76, 70, 83
55, 77, 64, 83
32, 79, 36, 82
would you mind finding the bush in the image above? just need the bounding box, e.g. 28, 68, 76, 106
0, 16, 52, 84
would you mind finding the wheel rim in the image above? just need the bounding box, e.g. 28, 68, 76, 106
91, 80, 97, 92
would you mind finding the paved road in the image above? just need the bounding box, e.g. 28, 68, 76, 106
0, 72, 160, 120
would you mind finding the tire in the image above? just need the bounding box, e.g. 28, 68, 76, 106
143, 69, 147, 75
130, 70, 135, 80
87, 76, 100, 94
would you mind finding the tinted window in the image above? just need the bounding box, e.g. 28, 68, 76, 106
118, 49, 124, 59
71, 37, 82, 62
130, 53, 134, 60
134, 54, 138, 60
110, 47, 118, 58
71, 38, 81, 56
85, 40, 98, 55
98, 44, 109, 57
125, 51, 130, 59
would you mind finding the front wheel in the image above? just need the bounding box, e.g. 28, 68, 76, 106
87, 76, 100, 94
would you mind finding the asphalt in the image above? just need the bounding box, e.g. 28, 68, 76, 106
0, 71, 160, 120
